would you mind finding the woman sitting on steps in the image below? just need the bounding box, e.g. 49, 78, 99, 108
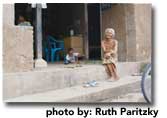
101, 28, 120, 81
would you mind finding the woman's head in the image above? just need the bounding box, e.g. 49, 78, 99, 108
105, 28, 115, 39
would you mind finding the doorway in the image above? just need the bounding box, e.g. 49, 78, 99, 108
87, 4, 101, 60
15, 3, 102, 62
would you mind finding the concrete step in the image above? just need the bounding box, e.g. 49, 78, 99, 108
102, 92, 146, 103
3, 62, 142, 100
4, 76, 143, 102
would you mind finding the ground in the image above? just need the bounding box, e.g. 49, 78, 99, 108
4, 62, 147, 103
102, 92, 146, 102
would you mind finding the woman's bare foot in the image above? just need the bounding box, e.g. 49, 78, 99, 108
107, 77, 116, 82
110, 77, 114, 79
113, 78, 119, 81
107, 76, 120, 82
115, 76, 120, 80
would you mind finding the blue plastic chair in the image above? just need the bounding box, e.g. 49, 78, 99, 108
47, 35, 64, 62
55, 40, 65, 61
44, 48, 49, 62
43, 40, 50, 62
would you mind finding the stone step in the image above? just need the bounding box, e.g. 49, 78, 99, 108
102, 92, 146, 102
3, 62, 142, 100
4, 76, 143, 102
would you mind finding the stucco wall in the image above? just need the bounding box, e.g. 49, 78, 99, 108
102, 4, 151, 62
102, 4, 127, 61
124, 4, 137, 61
135, 4, 152, 61
3, 4, 34, 73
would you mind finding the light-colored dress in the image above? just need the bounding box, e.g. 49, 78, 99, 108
102, 39, 118, 65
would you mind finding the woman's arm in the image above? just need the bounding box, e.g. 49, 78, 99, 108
112, 40, 118, 54
101, 41, 106, 52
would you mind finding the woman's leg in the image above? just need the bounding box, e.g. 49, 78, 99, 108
107, 63, 119, 80
105, 64, 111, 77
107, 64, 114, 79
112, 63, 119, 80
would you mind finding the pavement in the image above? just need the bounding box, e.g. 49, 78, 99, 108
3, 62, 147, 102
102, 92, 146, 102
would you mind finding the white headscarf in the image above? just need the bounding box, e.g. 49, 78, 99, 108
105, 28, 115, 38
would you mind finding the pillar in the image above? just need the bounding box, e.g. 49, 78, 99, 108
34, 4, 47, 68
125, 4, 137, 61
3, 4, 14, 26
84, 3, 89, 59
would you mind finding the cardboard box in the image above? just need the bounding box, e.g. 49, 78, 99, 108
64, 36, 83, 48
64, 48, 84, 55
74, 48, 84, 55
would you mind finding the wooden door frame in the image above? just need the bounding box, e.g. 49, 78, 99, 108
84, 3, 102, 60
84, 3, 89, 59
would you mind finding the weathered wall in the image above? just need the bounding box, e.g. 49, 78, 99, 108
134, 4, 152, 61
102, 4, 127, 61
102, 4, 151, 62
124, 4, 137, 61
3, 4, 34, 73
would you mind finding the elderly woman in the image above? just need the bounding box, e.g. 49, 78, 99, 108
101, 28, 119, 81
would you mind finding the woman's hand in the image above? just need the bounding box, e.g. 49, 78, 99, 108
104, 53, 111, 59
110, 50, 114, 54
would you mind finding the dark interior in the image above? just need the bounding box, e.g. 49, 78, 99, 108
45, 4, 84, 38
15, 3, 102, 60
15, 3, 84, 38
88, 4, 101, 60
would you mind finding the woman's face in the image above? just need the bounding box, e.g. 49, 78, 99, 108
105, 32, 113, 39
